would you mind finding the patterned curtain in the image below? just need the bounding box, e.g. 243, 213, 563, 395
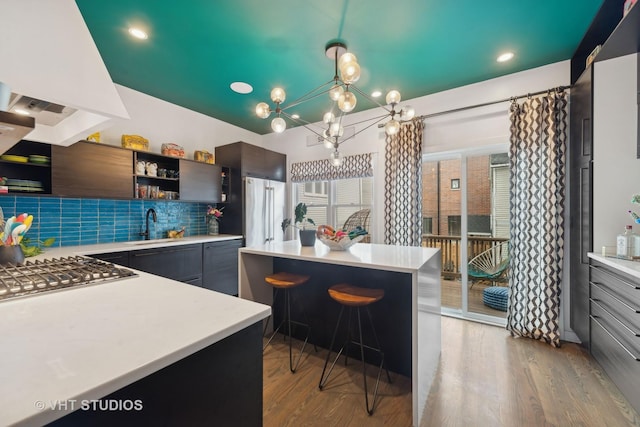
384, 118, 424, 246
507, 90, 568, 347
291, 153, 373, 182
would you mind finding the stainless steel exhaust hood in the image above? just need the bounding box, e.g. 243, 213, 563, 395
8, 93, 77, 127
0, 110, 34, 147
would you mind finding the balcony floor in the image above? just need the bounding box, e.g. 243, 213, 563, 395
441, 278, 507, 318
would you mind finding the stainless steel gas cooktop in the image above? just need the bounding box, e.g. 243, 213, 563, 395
0, 256, 137, 302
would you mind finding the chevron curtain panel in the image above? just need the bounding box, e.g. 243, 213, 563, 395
384, 118, 424, 246
506, 91, 568, 347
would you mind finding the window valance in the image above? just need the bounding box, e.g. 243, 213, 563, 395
290, 153, 373, 183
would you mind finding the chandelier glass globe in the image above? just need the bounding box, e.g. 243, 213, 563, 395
270, 87, 286, 104
385, 119, 400, 136
329, 84, 344, 101
330, 150, 343, 167
400, 105, 415, 120
271, 117, 286, 133
255, 102, 271, 119
329, 122, 344, 137
385, 90, 401, 105
337, 91, 357, 113
323, 111, 335, 124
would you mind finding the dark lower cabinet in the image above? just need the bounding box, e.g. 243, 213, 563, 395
203, 239, 242, 296
91, 251, 130, 267
91, 239, 243, 292
49, 321, 263, 427
129, 244, 203, 285
589, 260, 640, 414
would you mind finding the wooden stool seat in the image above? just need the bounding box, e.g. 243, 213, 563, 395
265, 272, 310, 288
328, 283, 384, 306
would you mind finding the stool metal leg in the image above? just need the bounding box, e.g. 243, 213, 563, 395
318, 305, 345, 390
319, 303, 391, 416
264, 288, 314, 373
262, 288, 281, 350
365, 306, 392, 384
357, 306, 384, 416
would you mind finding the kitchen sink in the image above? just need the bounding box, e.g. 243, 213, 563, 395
124, 238, 181, 246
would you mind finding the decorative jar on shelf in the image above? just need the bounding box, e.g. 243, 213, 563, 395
206, 206, 224, 236
207, 217, 219, 235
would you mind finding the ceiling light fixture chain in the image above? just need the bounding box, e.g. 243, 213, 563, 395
256, 39, 415, 166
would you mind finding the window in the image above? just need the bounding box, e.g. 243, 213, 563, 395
423, 217, 433, 234
451, 178, 460, 190
304, 182, 327, 196
294, 177, 373, 231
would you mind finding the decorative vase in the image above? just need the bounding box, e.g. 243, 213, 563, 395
299, 229, 316, 247
207, 217, 219, 235
0, 245, 25, 265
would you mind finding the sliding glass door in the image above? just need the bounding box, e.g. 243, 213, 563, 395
422, 147, 509, 324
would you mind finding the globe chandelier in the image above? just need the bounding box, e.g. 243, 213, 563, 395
255, 39, 415, 166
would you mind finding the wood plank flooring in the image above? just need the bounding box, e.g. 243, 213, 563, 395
263, 316, 640, 426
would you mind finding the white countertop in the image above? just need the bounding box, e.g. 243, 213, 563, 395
50, 234, 243, 258
0, 234, 269, 427
588, 252, 640, 279
240, 240, 439, 272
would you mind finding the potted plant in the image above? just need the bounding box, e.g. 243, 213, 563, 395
281, 202, 316, 246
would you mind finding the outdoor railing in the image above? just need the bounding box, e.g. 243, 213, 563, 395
421, 234, 509, 279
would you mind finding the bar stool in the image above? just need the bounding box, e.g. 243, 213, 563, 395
318, 283, 392, 415
263, 271, 317, 373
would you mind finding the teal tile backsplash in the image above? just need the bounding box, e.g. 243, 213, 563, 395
0, 196, 214, 247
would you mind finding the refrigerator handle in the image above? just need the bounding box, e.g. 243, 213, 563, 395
263, 185, 269, 243
267, 186, 274, 241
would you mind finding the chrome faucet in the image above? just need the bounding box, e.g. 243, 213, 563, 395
140, 208, 157, 240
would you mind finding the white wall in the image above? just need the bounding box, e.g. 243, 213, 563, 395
98, 85, 262, 157
264, 60, 570, 245
593, 54, 639, 250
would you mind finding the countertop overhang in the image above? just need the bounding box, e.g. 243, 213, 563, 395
240, 240, 440, 273
0, 234, 270, 427
588, 252, 640, 279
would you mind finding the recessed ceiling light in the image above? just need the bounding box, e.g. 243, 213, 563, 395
291, 114, 300, 119
497, 52, 515, 63
128, 27, 148, 40
371, 90, 382, 98
230, 82, 253, 94
13, 108, 30, 115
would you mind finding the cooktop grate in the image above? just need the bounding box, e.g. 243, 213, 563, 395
0, 256, 137, 302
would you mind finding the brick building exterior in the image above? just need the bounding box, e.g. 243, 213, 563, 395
422, 156, 492, 236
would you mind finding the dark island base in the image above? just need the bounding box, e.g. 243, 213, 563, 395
272, 257, 412, 377
48, 322, 263, 427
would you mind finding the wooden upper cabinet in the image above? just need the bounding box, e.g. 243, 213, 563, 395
179, 159, 222, 202
51, 141, 133, 198
215, 141, 286, 182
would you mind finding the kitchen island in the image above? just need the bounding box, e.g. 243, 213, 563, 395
0, 238, 270, 426
239, 240, 441, 426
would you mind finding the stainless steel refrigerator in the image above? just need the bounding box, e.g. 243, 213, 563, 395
244, 177, 285, 247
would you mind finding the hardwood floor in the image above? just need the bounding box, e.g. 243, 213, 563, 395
263, 316, 640, 426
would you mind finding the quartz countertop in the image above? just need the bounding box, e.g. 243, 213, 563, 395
0, 234, 269, 427
40, 234, 243, 259
588, 252, 640, 279
240, 240, 439, 272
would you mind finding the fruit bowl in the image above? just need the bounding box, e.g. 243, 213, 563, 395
318, 234, 365, 251
316, 225, 368, 251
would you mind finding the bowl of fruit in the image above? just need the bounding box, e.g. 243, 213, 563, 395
316, 225, 368, 251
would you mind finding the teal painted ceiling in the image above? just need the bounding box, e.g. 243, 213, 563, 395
75, 0, 604, 134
